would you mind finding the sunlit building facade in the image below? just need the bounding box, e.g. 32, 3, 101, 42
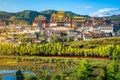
72, 16, 85, 28
50, 11, 71, 27
33, 15, 47, 28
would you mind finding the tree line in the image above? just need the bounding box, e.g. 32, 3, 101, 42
0, 43, 119, 59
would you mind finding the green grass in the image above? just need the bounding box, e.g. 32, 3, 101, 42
0, 56, 112, 80
66, 36, 120, 48
0, 56, 110, 69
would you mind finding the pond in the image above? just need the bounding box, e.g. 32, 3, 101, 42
0, 70, 34, 80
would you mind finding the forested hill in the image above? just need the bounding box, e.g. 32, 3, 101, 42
0, 10, 120, 25
0, 10, 89, 24
0, 10, 40, 24
109, 14, 120, 22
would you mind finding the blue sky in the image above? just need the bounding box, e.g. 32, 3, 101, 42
0, 0, 120, 17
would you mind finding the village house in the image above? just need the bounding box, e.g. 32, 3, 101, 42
31, 11, 120, 41
83, 32, 102, 40
0, 20, 6, 33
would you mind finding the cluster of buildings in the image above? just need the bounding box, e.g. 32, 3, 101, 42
32, 11, 119, 40
0, 11, 119, 43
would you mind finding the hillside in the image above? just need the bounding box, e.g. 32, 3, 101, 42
66, 36, 120, 48
109, 15, 120, 22
0, 10, 89, 25
0, 11, 15, 19
15, 10, 40, 24
0, 10, 39, 24
0, 10, 120, 25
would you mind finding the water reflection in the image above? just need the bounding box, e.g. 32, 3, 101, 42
4, 75, 16, 80
0, 70, 34, 80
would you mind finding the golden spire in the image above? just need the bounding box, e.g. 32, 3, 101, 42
51, 13, 56, 16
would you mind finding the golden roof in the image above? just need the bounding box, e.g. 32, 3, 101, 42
38, 15, 45, 18
57, 11, 64, 14
36, 15, 46, 20
73, 16, 84, 19
57, 11, 65, 16
51, 13, 56, 16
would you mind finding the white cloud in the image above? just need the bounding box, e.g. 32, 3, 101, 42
90, 8, 120, 17
80, 4, 93, 9
84, 6, 92, 9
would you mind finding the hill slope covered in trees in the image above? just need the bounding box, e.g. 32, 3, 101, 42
0, 10, 87, 24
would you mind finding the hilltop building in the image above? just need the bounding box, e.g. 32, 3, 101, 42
31, 11, 119, 40
72, 16, 85, 28
33, 15, 47, 28
50, 11, 71, 27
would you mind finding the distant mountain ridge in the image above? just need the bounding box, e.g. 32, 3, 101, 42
0, 10, 90, 24
109, 15, 120, 22
0, 10, 119, 25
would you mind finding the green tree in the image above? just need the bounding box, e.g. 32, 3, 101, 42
96, 68, 106, 80
115, 72, 120, 80
25, 74, 37, 80
72, 59, 92, 80
106, 61, 119, 80
112, 45, 120, 61
16, 70, 24, 80
34, 32, 40, 40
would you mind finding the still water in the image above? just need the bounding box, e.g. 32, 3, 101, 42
0, 70, 34, 80
4, 76, 16, 80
